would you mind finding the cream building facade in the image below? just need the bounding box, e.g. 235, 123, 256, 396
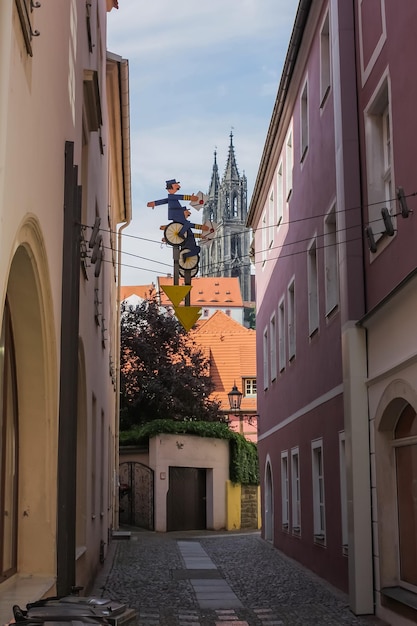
0, 1, 131, 621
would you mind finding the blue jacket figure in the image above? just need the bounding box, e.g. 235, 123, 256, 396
147, 179, 200, 236
180, 208, 208, 259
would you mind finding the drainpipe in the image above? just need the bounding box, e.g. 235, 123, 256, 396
113, 55, 131, 530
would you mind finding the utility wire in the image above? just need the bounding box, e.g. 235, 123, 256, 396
80, 189, 415, 279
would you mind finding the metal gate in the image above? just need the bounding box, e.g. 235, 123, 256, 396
119, 461, 154, 530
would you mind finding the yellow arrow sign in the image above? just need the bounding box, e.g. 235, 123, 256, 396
161, 284, 192, 307
174, 306, 202, 331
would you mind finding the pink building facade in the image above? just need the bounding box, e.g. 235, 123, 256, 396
249, 1, 417, 623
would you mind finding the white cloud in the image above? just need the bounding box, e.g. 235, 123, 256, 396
107, 0, 299, 285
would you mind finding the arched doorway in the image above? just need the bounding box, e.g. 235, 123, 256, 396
393, 403, 417, 587
0, 298, 19, 581
264, 460, 274, 542
5, 237, 58, 579
375, 384, 417, 601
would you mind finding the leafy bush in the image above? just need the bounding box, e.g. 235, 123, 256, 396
120, 419, 259, 485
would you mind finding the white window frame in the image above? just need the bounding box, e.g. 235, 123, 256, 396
270, 312, 277, 382
307, 237, 319, 335
364, 71, 395, 245
285, 127, 293, 201
278, 297, 285, 372
339, 432, 348, 555
320, 11, 331, 108
291, 447, 301, 533
300, 79, 309, 162
261, 211, 267, 267
281, 451, 289, 529
324, 204, 339, 315
263, 327, 269, 390
288, 279, 296, 360
277, 160, 284, 227
269, 189, 274, 249
244, 378, 257, 396
312, 439, 326, 541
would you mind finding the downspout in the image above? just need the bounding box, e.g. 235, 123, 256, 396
114, 57, 131, 530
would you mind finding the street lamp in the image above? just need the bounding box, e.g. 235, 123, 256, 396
228, 383, 242, 413
228, 383, 243, 433
227, 384, 259, 436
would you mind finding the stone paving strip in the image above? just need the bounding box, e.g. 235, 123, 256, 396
177, 541, 242, 610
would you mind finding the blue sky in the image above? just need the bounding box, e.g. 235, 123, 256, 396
107, 0, 299, 286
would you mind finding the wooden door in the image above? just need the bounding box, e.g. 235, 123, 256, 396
167, 467, 206, 531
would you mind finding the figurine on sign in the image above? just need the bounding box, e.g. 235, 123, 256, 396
147, 179, 204, 237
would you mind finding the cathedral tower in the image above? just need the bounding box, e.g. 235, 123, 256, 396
200, 133, 251, 303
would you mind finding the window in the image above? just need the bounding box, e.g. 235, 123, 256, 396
244, 379, 257, 396
324, 206, 339, 314
312, 440, 326, 541
285, 129, 293, 200
277, 161, 284, 227
269, 190, 274, 249
15, 0, 40, 56
394, 404, 417, 586
300, 81, 309, 161
203, 309, 209, 317
320, 12, 331, 107
291, 448, 301, 532
270, 313, 277, 382
307, 238, 319, 335
232, 194, 238, 217
364, 75, 395, 245
278, 298, 285, 371
281, 452, 289, 529
225, 309, 231, 317
339, 432, 348, 555
261, 212, 267, 267
288, 280, 296, 360
263, 327, 269, 390
0, 299, 19, 580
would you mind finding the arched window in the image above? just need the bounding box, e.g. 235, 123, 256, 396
0, 299, 19, 581
232, 194, 238, 217
394, 403, 417, 587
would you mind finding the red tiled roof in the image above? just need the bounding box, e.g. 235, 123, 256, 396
157, 276, 243, 308
190, 310, 257, 413
120, 284, 156, 302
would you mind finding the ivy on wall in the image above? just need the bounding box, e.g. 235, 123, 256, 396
120, 419, 259, 486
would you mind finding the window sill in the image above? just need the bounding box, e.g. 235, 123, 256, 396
0, 574, 55, 625
381, 586, 417, 612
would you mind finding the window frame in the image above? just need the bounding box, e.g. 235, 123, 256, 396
281, 451, 289, 530
269, 312, 277, 383
312, 439, 326, 543
291, 447, 301, 534
324, 204, 339, 315
307, 236, 319, 336
300, 79, 309, 162
320, 11, 331, 108
287, 279, 296, 361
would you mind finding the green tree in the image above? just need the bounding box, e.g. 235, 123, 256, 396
120, 297, 223, 429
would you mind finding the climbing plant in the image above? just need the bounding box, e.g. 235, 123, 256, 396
119, 419, 259, 486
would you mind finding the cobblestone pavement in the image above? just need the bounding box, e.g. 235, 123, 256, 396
91, 530, 389, 626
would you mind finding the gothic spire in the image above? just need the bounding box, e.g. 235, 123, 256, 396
223, 131, 239, 182
208, 149, 220, 197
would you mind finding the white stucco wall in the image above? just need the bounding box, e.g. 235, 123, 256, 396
149, 434, 229, 532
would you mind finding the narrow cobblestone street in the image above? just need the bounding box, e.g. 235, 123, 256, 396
91, 530, 388, 626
